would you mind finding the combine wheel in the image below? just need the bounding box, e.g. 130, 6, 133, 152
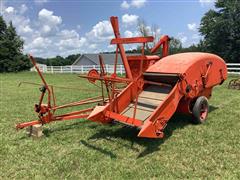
192, 96, 209, 124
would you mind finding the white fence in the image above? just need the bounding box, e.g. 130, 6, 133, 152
31, 63, 240, 75
226, 63, 240, 75
31, 64, 125, 75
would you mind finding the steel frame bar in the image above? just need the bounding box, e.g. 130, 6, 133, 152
110, 16, 133, 80
127, 55, 160, 61
19, 81, 101, 93
54, 108, 93, 118
151, 35, 170, 57
78, 74, 132, 83
51, 96, 104, 110
111, 36, 154, 44
16, 56, 107, 129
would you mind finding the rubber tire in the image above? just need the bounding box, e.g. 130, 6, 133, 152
192, 96, 209, 124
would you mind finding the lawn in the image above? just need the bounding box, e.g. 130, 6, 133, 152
0, 72, 240, 179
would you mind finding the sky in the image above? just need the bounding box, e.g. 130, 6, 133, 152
1, 0, 215, 58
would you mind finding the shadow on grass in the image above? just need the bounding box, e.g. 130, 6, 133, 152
41, 106, 218, 158
43, 121, 90, 137
83, 113, 193, 158
209, 105, 218, 112
80, 140, 117, 159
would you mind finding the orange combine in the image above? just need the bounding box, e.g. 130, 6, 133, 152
16, 16, 227, 138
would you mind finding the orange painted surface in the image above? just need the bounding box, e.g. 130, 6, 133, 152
17, 16, 228, 139
87, 17, 228, 139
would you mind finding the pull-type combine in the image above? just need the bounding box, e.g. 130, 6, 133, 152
16, 16, 228, 138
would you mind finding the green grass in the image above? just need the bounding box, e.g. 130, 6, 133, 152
0, 72, 240, 179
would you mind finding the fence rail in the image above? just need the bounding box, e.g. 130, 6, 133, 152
30, 64, 125, 74
31, 63, 240, 75
31, 64, 125, 75
226, 63, 240, 75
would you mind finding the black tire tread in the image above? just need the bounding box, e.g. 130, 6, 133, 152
192, 96, 209, 124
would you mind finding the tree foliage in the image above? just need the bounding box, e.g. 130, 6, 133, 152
36, 54, 80, 66
0, 16, 31, 72
136, 18, 204, 56
168, 37, 183, 55
199, 0, 240, 62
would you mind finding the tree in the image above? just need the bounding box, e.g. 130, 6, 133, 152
137, 19, 149, 37
137, 18, 150, 51
137, 19, 161, 54
65, 54, 80, 65
35, 54, 81, 66
169, 37, 183, 55
0, 16, 7, 37
199, 0, 240, 62
0, 17, 30, 72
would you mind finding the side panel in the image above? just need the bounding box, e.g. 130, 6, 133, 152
184, 58, 227, 99
87, 82, 138, 123
138, 83, 183, 138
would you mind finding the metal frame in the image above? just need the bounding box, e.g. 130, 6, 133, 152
16, 16, 169, 131
17, 16, 227, 139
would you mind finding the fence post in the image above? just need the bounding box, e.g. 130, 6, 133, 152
106, 64, 109, 73
51, 66, 53, 73
81, 65, 83, 74
93, 65, 95, 69
120, 65, 123, 75
61, 66, 63, 73
71, 66, 73, 73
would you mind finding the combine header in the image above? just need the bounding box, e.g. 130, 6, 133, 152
17, 16, 228, 138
